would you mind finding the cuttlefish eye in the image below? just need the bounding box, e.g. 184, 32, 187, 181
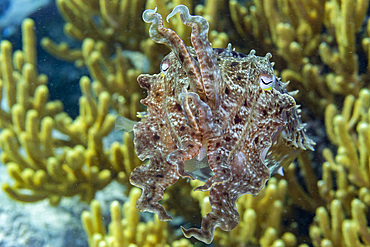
160, 58, 170, 76
258, 74, 276, 90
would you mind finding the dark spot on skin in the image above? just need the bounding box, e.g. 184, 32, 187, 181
215, 142, 220, 148
175, 103, 182, 111
180, 126, 185, 131
156, 92, 160, 97
217, 58, 220, 61
244, 100, 247, 106
254, 137, 258, 144
188, 70, 195, 76
172, 88, 175, 95
234, 114, 241, 124
178, 53, 185, 63
263, 110, 267, 116
154, 135, 160, 141
156, 174, 164, 178
216, 156, 220, 160
203, 56, 210, 66
237, 76, 241, 80
187, 84, 190, 90
231, 61, 238, 67
189, 144, 194, 148
225, 136, 231, 142
225, 87, 230, 94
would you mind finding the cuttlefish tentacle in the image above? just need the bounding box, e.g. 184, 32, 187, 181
143, 8, 205, 99
167, 5, 222, 110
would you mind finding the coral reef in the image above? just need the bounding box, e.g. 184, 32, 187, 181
82, 188, 193, 247
309, 89, 370, 247
228, 0, 370, 115
0, 0, 370, 246
190, 178, 300, 247
41, 0, 229, 73
129, 4, 313, 244
0, 18, 141, 205
41, 0, 146, 118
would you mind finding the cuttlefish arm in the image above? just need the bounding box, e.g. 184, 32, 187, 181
167, 5, 223, 109
143, 8, 205, 98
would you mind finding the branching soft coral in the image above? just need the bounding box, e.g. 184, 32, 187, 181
82, 188, 193, 247
0, 19, 140, 205
308, 89, 370, 246
189, 178, 304, 247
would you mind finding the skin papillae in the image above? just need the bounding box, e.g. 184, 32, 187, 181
129, 5, 315, 244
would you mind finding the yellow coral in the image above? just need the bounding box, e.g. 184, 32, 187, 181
42, 0, 146, 119
42, 0, 229, 73
189, 178, 307, 247
79, 37, 143, 118
310, 199, 370, 247
1, 1, 370, 246
0, 19, 140, 205
323, 89, 370, 204
82, 188, 194, 247
308, 89, 370, 246
284, 152, 324, 212
227, 0, 370, 115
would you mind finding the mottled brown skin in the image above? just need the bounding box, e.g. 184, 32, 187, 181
131, 51, 204, 221
129, 5, 314, 244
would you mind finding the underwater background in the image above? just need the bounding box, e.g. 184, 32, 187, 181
0, 0, 369, 246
